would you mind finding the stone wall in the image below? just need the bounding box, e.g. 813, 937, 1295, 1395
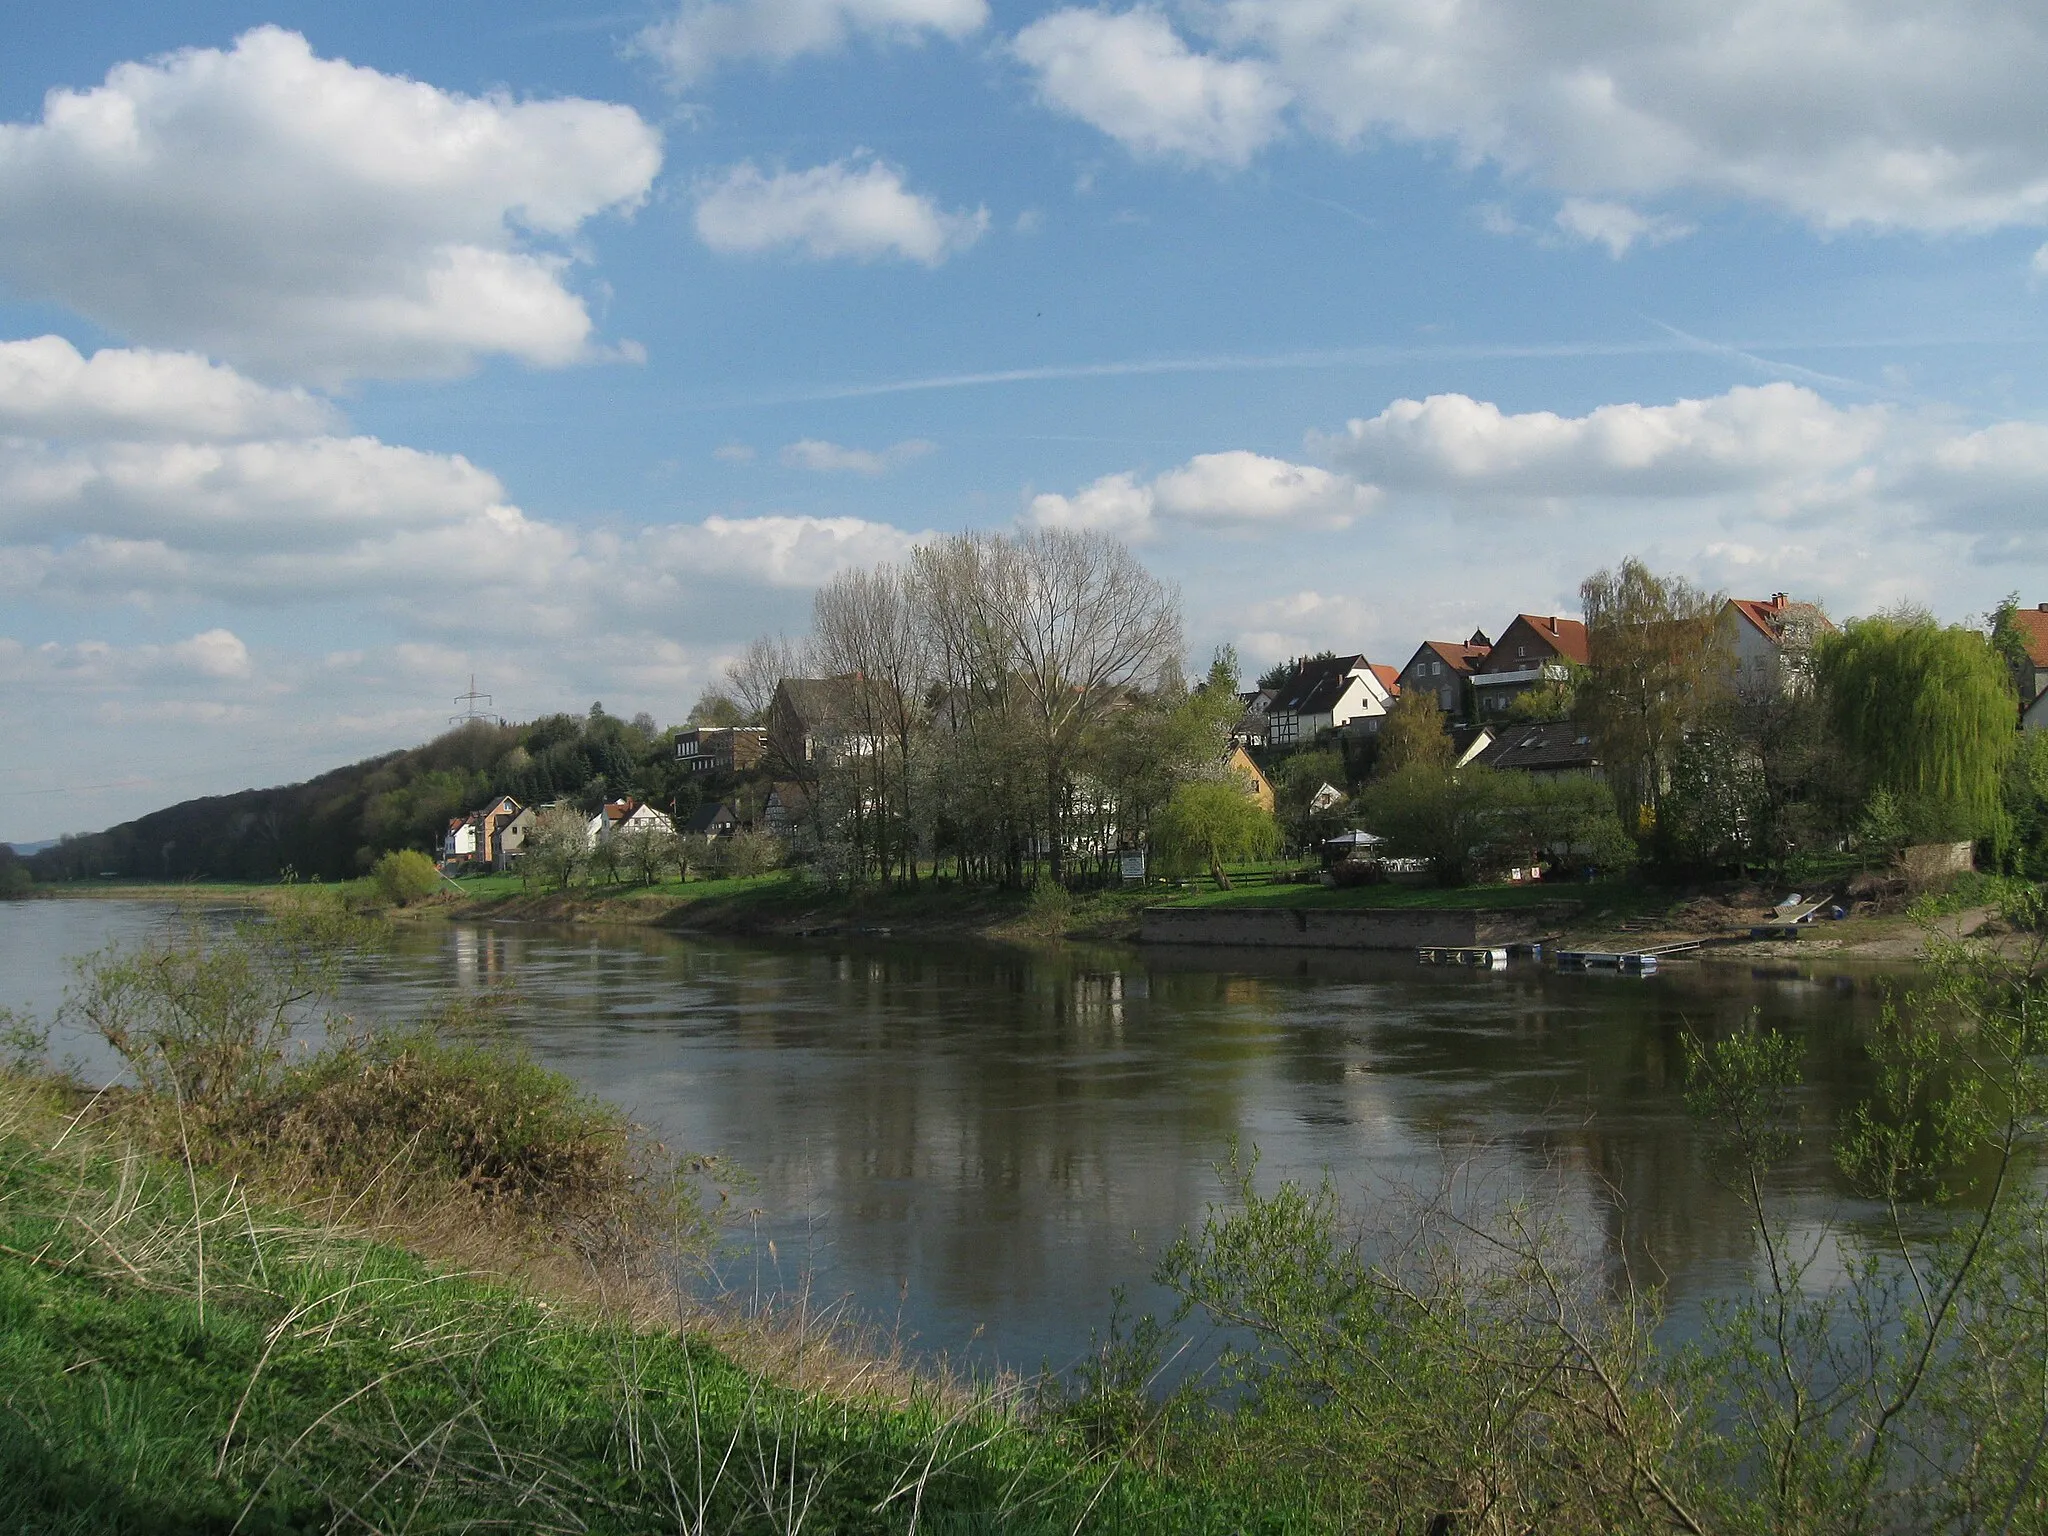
1138, 903, 1568, 950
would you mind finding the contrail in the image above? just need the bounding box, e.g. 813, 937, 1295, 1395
737, 340, 1686, 406
696, 330, 2007, 411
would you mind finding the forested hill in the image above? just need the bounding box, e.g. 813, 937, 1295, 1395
28, 707, 701, 883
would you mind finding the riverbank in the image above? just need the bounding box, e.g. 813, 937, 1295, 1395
22, 867, 1991, 961
0, 1071, 1284, 1533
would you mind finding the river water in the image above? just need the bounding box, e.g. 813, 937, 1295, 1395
1, 899, 1917, 1373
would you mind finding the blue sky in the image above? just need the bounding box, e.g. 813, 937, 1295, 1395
7, 0, 2048, 839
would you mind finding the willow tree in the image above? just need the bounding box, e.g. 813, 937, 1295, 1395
1815, 612, 2016, 842
1578, 559, 1727, 830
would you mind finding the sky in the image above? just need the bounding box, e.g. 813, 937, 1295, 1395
7, 0, 2048, 841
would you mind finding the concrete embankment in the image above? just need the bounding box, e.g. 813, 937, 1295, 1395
1139, 903, 1579, 950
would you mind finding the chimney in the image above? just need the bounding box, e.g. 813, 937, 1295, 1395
2039, 603, 2048, 613
1771, 593, 1788, 607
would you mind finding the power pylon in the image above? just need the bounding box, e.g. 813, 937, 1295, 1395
450, 675, 501, 726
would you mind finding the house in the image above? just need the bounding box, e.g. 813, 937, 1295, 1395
1473, 719, 1603, 778
441, 795, 528, 870
1231, 688, 1276, 747
1225, 743, 1276, 812
496, 805, 535, 869
681, 801, 739, 838
1263, 655, 1398, 747
1308, 781, 1348, 814
763, 781, 811, 837
585, 798, 672, 848
766, 676, 891, 777
1451, 724, 1494, 768
2007, 603, 2048, 729
1394, 632, 1492, 718
1718, 594, 1834, 698
1470, 615, 1590, 717
674, 725, 767, 775
441, 816, 477, 866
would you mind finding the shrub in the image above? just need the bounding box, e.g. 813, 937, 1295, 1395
62, 899, 378, 1114
371, 848, 441, 906
236, 1019, 711, 1255
1025, 878, 1075, 938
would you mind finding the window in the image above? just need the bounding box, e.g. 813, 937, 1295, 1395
1516, 644, 1527, 658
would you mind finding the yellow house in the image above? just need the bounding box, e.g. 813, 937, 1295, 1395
1226, 744, 1276, 812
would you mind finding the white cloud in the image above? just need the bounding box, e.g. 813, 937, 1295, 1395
1026, 449, 1373, 538
1015, 0, 2048, 233
1013, 8, 1288, 167
713, 442, 757, 463
1232, 589, 1378, 665
0, 628, 252, 686
0, 434, 509, 550
694, 157, 988, 264
634, 514, 927, 589
642, 0, 987, 85
0, 336, 336, 440
1320, 384, 1884, 496
0, 27, 661, 383
0, 332, 928, 627
780, 437, 934, 473
168, 628, 252, 679
1551, 198, 1692, 257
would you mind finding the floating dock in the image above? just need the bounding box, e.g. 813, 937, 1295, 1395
1556, 948, 1663, 972
1416, 945, 1509, 968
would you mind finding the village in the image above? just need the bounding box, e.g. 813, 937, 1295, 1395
433, 585, 2048, 895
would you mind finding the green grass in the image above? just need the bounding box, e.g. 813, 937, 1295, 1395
0, 1081, 1317, 1534
1154, 874, 1671, 915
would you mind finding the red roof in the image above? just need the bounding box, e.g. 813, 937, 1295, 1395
1513, 614, 1589, 665
1419, 640, 1489, 675
1370, 663, 1401, 695
1727, 594, 1835, 650
2012, 606, 2048, 668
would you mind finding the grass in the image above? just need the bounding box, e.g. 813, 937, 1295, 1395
41, 862, 1699, 947
0, 1075, 1324, 1534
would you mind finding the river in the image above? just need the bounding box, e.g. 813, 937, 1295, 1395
1, 898, 1916, 1373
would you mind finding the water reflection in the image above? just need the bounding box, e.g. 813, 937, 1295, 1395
5, 901, 1919, 1372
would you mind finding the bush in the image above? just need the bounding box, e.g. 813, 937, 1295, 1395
1025, 878, 1075, 938
62, 899, 379, 1114
236, 1019, 710, 1254
371, 848, 441, 906
43, 914, 710, 1259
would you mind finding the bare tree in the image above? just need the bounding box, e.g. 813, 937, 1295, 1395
812, 561, 931, 885
723, 633, 811, 723
933, 529, 1182, 880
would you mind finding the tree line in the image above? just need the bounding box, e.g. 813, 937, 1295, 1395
703, 526, 1258, 889
1351, 559, 2047, 884
25, 704, 709, 885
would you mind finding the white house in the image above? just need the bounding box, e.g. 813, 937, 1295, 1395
1718, 594, 1833, 698
442, 817, 477, 865
586, 798, 673, 848
1264, 655, 1399, 747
